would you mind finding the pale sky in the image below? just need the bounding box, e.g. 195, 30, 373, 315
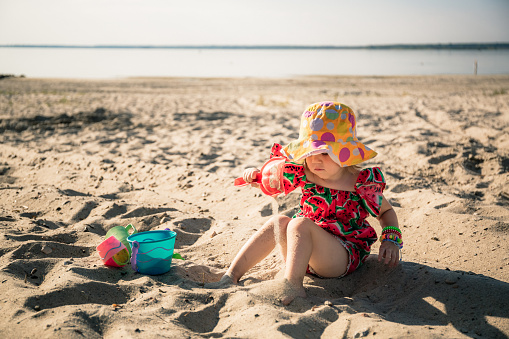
1, 0, 508, 46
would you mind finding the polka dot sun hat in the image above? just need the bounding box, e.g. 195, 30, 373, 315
282, 101, 377, 167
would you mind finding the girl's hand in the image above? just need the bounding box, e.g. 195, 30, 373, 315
378, 241, 400, 267
243, 168, 260, 188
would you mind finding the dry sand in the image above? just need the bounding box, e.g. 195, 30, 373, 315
0, 75, 508, 338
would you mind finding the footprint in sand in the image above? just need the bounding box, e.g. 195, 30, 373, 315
174, 294, 227, 334
171, 217, 213, 248
22, 280, 129, 311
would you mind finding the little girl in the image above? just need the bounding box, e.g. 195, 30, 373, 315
216, 101, 402, 305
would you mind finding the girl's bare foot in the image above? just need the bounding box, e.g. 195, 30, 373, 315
280, 278, 306, 305
204, 273, 235, 289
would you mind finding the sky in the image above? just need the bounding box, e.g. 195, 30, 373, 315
1, 0, 509, 46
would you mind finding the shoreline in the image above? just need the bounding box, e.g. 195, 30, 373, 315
2, 42, 509, 50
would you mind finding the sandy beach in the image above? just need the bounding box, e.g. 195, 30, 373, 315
0, 75, 508, 338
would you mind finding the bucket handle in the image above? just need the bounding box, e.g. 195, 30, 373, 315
131, 241, 139, 272
126, 223, 137, 235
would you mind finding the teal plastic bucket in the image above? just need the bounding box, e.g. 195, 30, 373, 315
127, 229, 177, 275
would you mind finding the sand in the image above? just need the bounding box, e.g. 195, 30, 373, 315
0, 75, 508, 338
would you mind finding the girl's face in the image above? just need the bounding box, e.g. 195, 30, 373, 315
305, 153, 342, 180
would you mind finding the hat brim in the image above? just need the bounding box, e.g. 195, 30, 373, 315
283, 138, 377, 167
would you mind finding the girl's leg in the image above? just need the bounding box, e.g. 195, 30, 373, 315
282, 217, 349, 304
225, 215, 291, 283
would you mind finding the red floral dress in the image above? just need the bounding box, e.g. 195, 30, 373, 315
270, 144, 385, 276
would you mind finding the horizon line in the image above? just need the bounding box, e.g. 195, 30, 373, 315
1, 42, 509, 50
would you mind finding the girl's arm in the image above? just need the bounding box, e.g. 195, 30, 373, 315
377, 196, 401, 266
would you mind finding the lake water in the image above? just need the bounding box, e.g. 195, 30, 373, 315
1, 47, 508, 79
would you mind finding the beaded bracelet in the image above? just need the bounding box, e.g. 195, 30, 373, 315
382, 226, 401, 231
381, 227, 401, 239
382, 226, 402, 235
380, 233, 403, 244
380, 233, 404, 249
382, 229, 401, 237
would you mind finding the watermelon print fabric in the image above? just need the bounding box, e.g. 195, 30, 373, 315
270, 143, 385, 276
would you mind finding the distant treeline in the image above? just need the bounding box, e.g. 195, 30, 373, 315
1, 43, 509, 50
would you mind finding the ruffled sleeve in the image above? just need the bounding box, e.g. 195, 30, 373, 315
355, 167, 386, 217
270, 143, 306, 195
269, 143, 287, 159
